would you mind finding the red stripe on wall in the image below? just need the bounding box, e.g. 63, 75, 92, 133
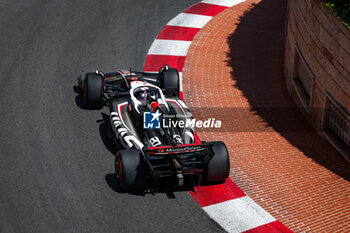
144, 55, 186, 72
190, 178, 246, 207
243, 221, 294, 233
157, 26, 200, 41
184, 3, 228, 16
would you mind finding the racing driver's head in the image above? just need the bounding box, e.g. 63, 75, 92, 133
139, 89, 148, 105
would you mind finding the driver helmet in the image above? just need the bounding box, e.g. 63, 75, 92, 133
139, 89, 148, 105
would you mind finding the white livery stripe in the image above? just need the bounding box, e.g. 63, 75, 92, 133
203, 196, 276, 233
148, 40, 192, 56
167, 13, 213, 28
179, 72, 183, 91
201, 0, 246, 7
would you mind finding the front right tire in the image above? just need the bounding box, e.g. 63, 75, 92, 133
159, 67, 180, 97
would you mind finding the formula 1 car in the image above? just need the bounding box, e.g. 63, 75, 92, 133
77, 65, 229, 190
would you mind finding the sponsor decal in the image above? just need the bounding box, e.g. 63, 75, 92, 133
162, 146, 204, 153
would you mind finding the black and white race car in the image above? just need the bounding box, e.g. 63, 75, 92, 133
77, 65, 229, 190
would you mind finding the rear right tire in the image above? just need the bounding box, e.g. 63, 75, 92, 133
204, 141, 230, 183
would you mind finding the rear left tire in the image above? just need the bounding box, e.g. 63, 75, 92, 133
115, 149, 145, 190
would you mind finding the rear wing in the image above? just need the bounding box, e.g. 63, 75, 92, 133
143, 142, 213, 155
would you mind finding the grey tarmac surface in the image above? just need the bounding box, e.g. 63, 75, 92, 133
0, 1, 224, 232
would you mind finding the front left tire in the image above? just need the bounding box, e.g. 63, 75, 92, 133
83, 73, 103, 109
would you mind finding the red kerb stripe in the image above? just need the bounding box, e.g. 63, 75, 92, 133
189, 178, 246, 207
157, 26, 200, 41
144, 55, 186, 72
184, 3, 227, 16
243, 221, 294, 233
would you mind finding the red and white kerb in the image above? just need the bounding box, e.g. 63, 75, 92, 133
144, 0, 292, 232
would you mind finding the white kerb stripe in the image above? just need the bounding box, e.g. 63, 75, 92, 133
201, 0, 246, 7
167, 13, 213, 28
203, 196, 276, 233
148, 40, 192, 56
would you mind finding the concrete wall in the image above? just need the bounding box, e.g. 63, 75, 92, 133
284, 0, 350, 156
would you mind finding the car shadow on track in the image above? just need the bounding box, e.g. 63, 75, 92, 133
73, 85, 87, 110
98, 113, 117, 155
105, 173, 196, 198
73, 85, 115, 154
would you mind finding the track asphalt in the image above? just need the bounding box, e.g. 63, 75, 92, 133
0, 1, 225, 232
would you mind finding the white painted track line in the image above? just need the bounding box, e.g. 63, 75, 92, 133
203, 196, 276, 233
202, 0, 246, 7
148, 39, 192, 56
167, 13, 213, 28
